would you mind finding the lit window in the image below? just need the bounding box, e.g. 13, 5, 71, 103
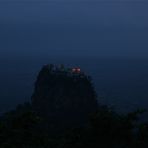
72, 68, 76, 72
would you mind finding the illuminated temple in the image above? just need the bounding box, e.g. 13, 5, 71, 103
43, 64, 87, 78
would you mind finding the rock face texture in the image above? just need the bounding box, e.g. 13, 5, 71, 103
31, 64, 98, 128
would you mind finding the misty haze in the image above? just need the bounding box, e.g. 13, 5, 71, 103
0, 1, 148, 147
0, 0, 148, 112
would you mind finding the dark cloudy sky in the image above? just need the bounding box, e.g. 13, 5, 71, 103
0, 0, 148, 58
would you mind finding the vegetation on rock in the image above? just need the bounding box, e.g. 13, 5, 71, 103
0, 64, 148, 148
31, 64, 98, 130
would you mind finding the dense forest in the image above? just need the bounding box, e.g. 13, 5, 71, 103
0, 64, 148, 148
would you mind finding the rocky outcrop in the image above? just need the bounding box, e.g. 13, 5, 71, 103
31, 64, 98, 129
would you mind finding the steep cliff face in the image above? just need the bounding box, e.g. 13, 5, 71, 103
31, 64, 98, 128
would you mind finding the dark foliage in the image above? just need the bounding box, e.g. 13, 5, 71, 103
0, 64, 148, 148
0, 104, 146, 148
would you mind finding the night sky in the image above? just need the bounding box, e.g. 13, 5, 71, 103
0, 0, 148, 58
0, 0, 148, 114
